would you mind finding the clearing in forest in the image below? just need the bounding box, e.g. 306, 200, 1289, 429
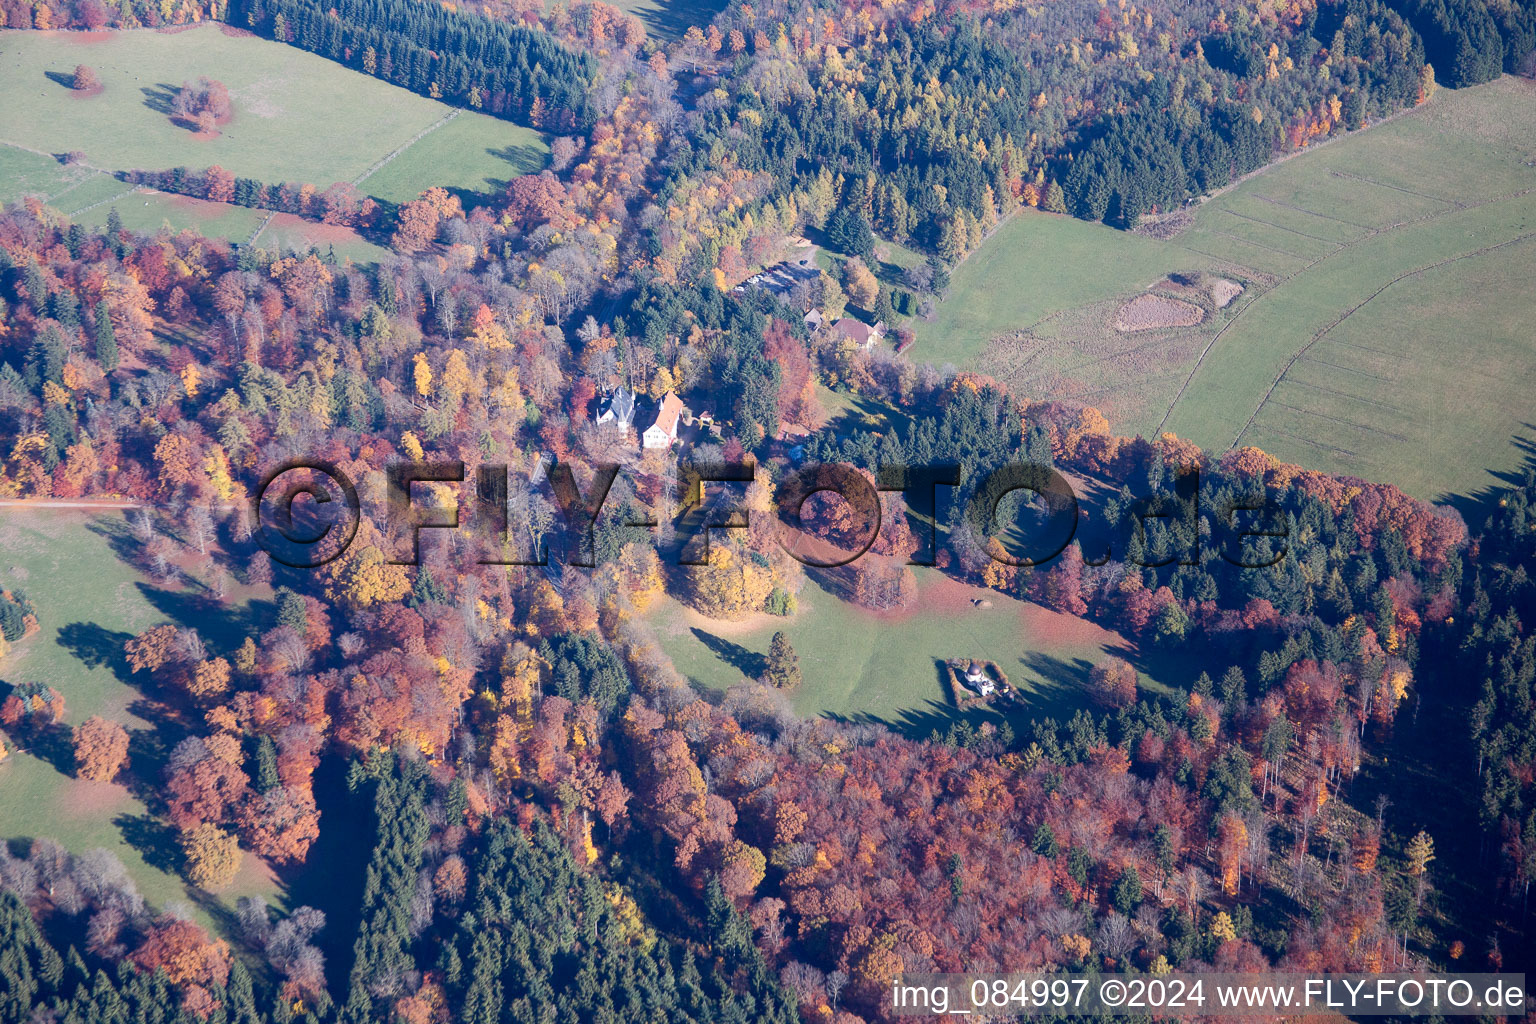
0, 26, 546, 252
922, 75, 1536, 502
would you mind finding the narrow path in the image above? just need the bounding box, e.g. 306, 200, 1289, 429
1230, 230, 1536, 449
352, 109, 461, 188
246, 209, 278, 247
0, 499, 144, 509
66, 184, 144, 217
1153, 183, 1536, 439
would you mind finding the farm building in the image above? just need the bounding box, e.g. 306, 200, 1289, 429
643, 393, 686, 449
962, 660, 994, 696
830, 318, 886, 350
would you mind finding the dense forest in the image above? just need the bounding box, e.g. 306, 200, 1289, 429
4, 0, 1536, 1012
227, 0, 597, 130
1, 199, 1522, 1023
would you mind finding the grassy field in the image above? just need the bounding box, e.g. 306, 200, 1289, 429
575, 0, 727, 39
651, 566, 1187, 735
0, 26, 547, 255
0, 510, 282, 931
358, 111, 545, 206
918, 76, 1536, 503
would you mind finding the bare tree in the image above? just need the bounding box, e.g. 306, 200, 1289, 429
826, 970, 849, 1011
176, 628, 208, 664
1098, 912, 1136, 962
185, 505, 215, 555
130, 508, 156, 544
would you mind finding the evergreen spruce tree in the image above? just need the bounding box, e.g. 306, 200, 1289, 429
763, 631, 802, 690
93, 300, 119, 371
408, 565, 449, 607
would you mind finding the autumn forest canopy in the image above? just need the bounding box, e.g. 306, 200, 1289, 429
1, 0, 1536, 1017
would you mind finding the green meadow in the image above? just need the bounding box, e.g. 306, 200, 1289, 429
0, 26, 547, 255
0, 511, 282, 929
917, 76, 1536, 502
651, 566, 1188, 736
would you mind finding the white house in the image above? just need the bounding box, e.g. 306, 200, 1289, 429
963, 661, 995, 696
643, 392, 685, 449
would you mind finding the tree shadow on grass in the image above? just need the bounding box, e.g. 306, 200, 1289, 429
826, 697, 999, 742
1437, 430, 1536, 530
83, 514, 148, 572
487, 142, 547, 176
57, 622, 136, 683
1017, 652, 1098, 720
134, 583, 274, 654
114, 812, 182, 875
0, 680, 75, 773
122, 722, 173, 805
632, 0, 730, 43
689, 627, 765, 680
141, 83, 179, 115
43, 70, 76, 90
185, 884, 245, 945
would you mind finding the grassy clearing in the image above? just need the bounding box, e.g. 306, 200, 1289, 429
0, 26, 450, 182
0, 26, 547, 253
911, 213, 1191, 368
0, 510, 282, 931
650, 566, 1190, 735
922, 76, 1536, 502
599, 0, 729, 39
359, 111, 546, 206
1160, 76, 1536, 502
815, 384, 913, 437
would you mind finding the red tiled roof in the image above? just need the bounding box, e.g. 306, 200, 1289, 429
650, 392, 684, 435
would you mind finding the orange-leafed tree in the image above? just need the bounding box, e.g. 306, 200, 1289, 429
181, 822, 242, 888
391, 187, 463, 253
1217, 813, 1248, 895
101, 271, 155, 350
125, 623, 179, 674
73, 716, 130, 783
1089, 657, 1138, 709
130, 915, 232, 988
238, 786, 321, 863
204, 164, 236, 203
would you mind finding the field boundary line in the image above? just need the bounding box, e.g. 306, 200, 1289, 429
1136, 100, 1432, 232
1248, 194, 1375, 231
1326, 338, 1401, 357
1150, 289, 1266, 437
1282, 377, 1410, 414
1266, 399, 1412, 443
66, 185, 144, 217
1327, 170, 1460, 208
1208, 229, 1312, 261
1011, 328, 1214, 389
1254, 424, 1361, 458
1296, 353, 1393, 382
1156, 184, 1536, 439
1167, 242, 1261, 276
1230, 230, 1536, 449
1220, 207, 1345, 244
352, 109, 462, 188
246, 209, 278, 247
1040, 369, 1187, 405
44, 168, 108, 205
